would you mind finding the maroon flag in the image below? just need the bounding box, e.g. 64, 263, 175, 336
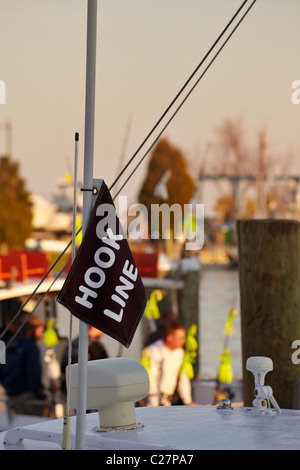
57, 182, 147, 348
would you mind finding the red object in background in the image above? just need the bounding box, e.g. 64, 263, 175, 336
0, 250, 52, 282
0, 251, 28, 282
132, 251, 158, 278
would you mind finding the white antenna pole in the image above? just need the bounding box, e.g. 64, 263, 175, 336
75, 0, 97, 450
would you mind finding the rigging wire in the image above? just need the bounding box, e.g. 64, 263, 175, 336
0, 0, 256, 342
112, 0, 257, 200
108, 0, 249, 193
0, 249, 73, 342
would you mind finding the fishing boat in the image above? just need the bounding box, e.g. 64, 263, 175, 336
1, 0, 300, 452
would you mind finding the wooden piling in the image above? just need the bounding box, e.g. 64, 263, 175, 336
237, 219, 300, 409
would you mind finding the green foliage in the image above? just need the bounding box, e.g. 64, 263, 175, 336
138, 138, 196, 238
0, 156, 33, 249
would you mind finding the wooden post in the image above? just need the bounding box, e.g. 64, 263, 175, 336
237, 219, 300, 409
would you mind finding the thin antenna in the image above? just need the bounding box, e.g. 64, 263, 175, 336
62, 132, 79, 450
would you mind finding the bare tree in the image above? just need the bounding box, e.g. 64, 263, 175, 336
203, 117, 295, 219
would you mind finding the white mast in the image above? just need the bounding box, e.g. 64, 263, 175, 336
75, 0, 98, 450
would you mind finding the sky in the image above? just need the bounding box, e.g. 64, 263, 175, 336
0, 0, 299, 209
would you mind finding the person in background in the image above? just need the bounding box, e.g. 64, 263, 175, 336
60, 325, 108, 395
141, 313, 197, 407
0, 313, 50, 416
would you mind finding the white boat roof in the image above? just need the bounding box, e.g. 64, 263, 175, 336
1, 405, 300, 450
